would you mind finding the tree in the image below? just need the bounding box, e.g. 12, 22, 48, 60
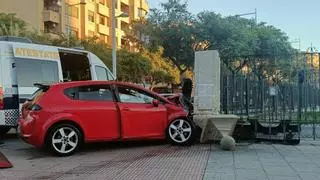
146, 0, 197, 74
141, 48, 179, 89
0, 13, 27, 36
117, 50, 152, 83
195, 11, 296, 85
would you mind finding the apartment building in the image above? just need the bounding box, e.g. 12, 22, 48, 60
0, 0, 149, 48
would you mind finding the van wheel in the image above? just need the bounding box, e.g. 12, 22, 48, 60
46, 124, 82, 156
166, 118, 196, 146
0, 127, 11, 137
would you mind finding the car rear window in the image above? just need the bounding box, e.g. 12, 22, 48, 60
29, 87, 49, 103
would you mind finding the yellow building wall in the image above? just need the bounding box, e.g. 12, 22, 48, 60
0, 0, 44, 32
0, 0, 148, 50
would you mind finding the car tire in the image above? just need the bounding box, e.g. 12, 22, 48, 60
46, 123, 82, 156
166, 118, 196, 146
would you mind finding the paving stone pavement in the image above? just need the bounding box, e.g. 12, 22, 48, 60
2, 139, 320, 180
204, 140, 320, 180
0, 139, 210, 180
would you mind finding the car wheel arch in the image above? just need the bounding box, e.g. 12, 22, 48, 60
168, 114, 190, 123
44, 120, 85, 145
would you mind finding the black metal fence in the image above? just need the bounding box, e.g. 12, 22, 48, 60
220, 57, 320, 141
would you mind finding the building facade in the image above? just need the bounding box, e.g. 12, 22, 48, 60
0, 0, 149, 48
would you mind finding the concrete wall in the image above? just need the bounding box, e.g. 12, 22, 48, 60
0, 0, 43, 31
194, 50, 221, 114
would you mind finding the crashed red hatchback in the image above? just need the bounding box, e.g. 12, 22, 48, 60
19, 81, 196, 156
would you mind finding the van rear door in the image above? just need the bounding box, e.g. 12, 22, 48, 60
0, 43, 20, 127
12, 44, 61, 103
58, 49, 93, 82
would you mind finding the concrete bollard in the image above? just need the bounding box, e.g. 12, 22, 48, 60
220, 135, 236, 151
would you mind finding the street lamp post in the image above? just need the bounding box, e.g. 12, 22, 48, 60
111, 0, 128, 79
233, 9, 258, 116
306, 45, 318, 140
234, 8, 257, 23
112, 0, 116, 79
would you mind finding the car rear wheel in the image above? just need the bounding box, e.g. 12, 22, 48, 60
46, 124, 82, 156
166, 118, 196, 146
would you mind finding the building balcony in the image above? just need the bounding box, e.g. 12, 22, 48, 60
88, 22, 96, 32
98, 24, 109, 35
141, 0, 149, 11
43, 10, 60, 24
98, 3, 109, 17
120, 16, 130, 24
116, 29, 125, 38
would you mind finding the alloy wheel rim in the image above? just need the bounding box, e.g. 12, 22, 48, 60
52, 127, 78, 154
169, 119, 192, 143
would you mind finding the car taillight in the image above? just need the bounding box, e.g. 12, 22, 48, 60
28, 104, 42, 111
0, 87, 3, 110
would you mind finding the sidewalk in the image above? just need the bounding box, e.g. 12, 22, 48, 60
204, 141, 320, 180
0, 139, 210, 180
2, 138, 320, 180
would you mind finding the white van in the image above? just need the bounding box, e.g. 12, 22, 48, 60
0, 39, 114, 135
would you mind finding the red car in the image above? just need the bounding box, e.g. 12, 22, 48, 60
19, 81, 196, 156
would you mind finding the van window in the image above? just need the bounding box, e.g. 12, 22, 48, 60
15, 59, 59, 87
95, 66, 109, 80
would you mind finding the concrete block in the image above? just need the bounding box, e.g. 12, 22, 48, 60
194, 114, 239, 143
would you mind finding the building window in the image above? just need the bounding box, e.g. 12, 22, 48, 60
106, 17, 111, 27
106, 35, 110, 44
138, 8, 145, 17
121, 21, 129, 31
88, 11, 95, 22
99, 0, 105, 5
44, 22, 59, 34
99, 16, 105, 25
121, 3, 129, 15
70, 29, 79, 37
68, 6, 79, 18
121, 38, 127, 48
88, 30, 95, 37
99, 35, 106, 42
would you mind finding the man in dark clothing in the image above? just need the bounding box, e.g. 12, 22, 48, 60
180, 78, 194, 115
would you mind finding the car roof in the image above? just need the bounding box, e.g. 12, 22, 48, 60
47, 81, 172, 104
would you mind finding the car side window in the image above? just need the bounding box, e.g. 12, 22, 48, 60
64, 85, 114, 101
117, 86, 154, 104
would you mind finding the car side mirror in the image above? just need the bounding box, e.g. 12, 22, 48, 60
152, 99, 159, 107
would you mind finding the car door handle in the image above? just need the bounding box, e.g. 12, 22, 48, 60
123, 107, 130, 111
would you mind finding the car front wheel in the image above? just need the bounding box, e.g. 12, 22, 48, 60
46, 124, 82, 156
166, 118, 196, 146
